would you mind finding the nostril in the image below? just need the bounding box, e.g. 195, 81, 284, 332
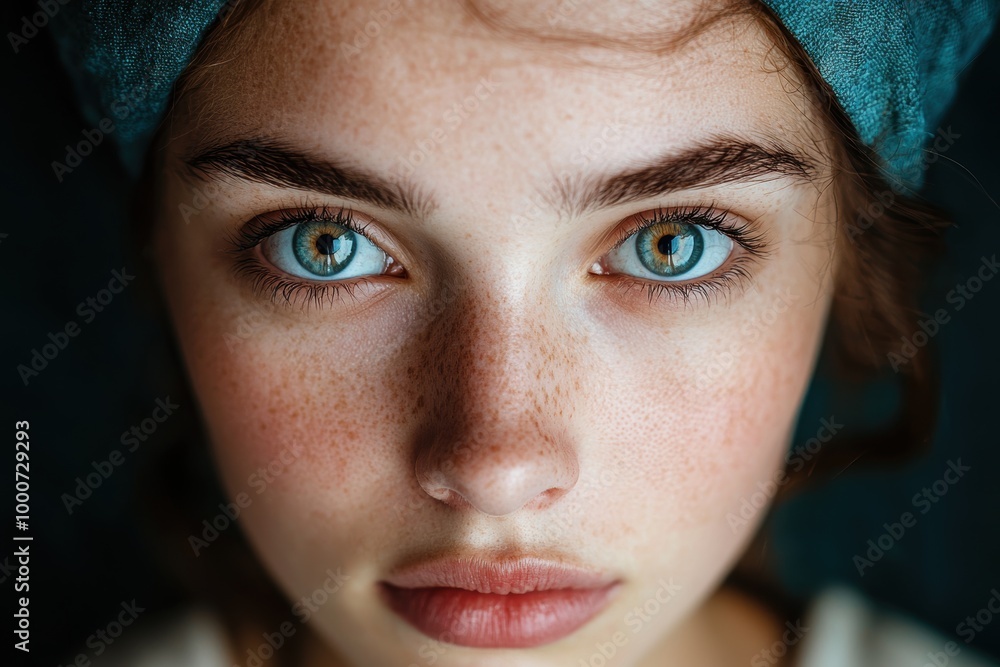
419, 480, 475, 510
415, 468, 471, 509
523, 486, 569, 510
416, 467, 574, 516
413, 425, 581, 517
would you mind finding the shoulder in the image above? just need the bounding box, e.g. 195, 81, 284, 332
89, 607, 232, 667
795, 586, 998, 667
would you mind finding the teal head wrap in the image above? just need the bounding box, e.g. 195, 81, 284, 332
760, 0, 998, 191
50, 0, 998, 190
49, 0, 230, 178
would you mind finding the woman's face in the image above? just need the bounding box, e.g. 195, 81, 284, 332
155, 0, 838, 664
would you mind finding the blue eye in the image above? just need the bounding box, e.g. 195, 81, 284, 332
261, 218, 389, 280
603, 220, 733, 281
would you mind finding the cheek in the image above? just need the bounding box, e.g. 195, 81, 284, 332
167, 319, 421, 603
591, 286, 829, 565
154, 235, 413, 556
159, 252, 467, 585
164, 247, 825, 532
175, 317, 413, 522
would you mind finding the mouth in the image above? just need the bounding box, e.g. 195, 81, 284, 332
377, 555, 621, 649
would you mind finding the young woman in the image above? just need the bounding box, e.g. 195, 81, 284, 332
50, 0, 998, 665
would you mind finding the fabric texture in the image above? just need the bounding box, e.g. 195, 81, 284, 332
49, 0, 229, 178
48, 0, 999, 189
759, 0, 998, 191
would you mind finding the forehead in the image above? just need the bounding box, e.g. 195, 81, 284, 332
173, 0, 825, 207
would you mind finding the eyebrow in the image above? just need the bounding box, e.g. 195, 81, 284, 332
182, 135, 819, 220
182, 138, 437, 219
549, 136, 820, 218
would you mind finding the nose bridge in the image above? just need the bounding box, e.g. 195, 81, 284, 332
428, 276, 583, 432
412, 281, 582, 516
430, 276, 566, 414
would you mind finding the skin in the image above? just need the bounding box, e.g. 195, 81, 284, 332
152, 0, 841, 664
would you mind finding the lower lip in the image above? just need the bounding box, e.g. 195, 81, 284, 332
379, 582, 620, 648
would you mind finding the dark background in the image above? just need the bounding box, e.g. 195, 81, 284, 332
1, 0, 998, 664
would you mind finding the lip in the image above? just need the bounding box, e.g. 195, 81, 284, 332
378, 556, 621, 649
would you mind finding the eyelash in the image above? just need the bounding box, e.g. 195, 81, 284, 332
227, 205, 389, 309
601, 204, 770, 306
226, 203, 770, 309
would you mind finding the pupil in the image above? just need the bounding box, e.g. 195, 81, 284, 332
657, 234, 678, 255
315, 233, 337, 255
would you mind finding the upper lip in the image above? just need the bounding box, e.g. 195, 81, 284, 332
381, 555, 617, 595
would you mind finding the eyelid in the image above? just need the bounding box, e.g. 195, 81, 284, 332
225, 202, 770, 311
590, 204, 772, 306
604, 204, 769, 257
226, 205, 383, 254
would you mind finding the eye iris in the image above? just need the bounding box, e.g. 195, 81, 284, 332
636, 221, 703, 276
292, 220, 357, 276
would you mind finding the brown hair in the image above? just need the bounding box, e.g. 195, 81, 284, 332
749, 0, 948, 486
721, 0, 949, 633
130, 0, 952, 661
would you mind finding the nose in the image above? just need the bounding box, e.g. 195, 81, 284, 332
411, 286, 583, 517
415, 421, 580, 516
